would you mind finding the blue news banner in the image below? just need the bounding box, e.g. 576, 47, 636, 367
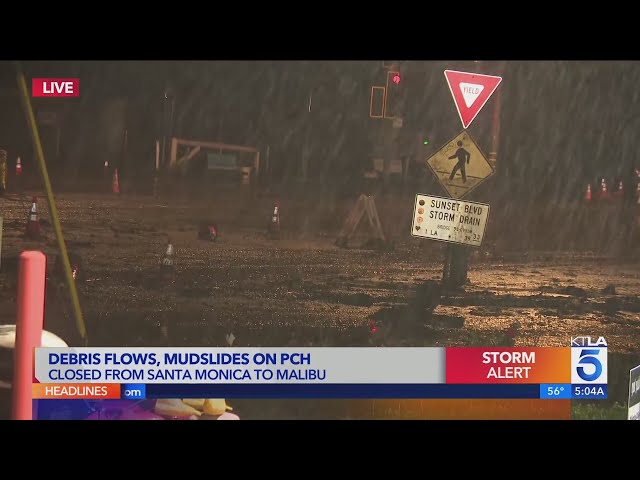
33, 347, 607, 400
119, 383, 606, 399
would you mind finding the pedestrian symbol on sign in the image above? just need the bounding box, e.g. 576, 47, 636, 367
425, 130, 494, 200
448, 141, 471, 183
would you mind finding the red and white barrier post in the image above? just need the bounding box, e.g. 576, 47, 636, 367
12, 251, 46, 420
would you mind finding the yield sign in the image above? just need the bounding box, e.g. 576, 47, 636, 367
444, 70, 502, 129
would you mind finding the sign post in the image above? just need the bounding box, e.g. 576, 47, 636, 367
424, 130, 495, 288
416, 68, 502, 289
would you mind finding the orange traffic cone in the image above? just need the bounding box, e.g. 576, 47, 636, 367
598, 178, 609, 200
160, 239, 175, 277
15, 157, 22, 176
25, 196, 41, 239
198, 222, 219, 241
614, 180, 624, 198
52, 252, 84, 283
585, 184, 592, 202
268, 202, 280, 238
112, 168, 120, 194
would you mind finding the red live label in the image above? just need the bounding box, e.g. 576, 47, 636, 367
32, 78, 79, 97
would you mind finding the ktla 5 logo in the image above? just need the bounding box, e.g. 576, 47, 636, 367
32, 78, 79, 97
571, 336, 608, 384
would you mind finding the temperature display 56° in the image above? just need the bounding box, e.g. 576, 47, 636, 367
539, 384, 571, 399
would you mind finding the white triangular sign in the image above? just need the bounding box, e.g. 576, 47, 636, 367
460, 82, 484, 108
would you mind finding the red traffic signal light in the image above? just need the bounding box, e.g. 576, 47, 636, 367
384, 71, 402, 119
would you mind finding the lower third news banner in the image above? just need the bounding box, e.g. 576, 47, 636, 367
32, 343, 607, 405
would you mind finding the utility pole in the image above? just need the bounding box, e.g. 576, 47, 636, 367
382, 121, 396, 190
160, 91, 167, 169
160, 85, 174, 169
169, 94, 175, 142
300, 88, 312, 183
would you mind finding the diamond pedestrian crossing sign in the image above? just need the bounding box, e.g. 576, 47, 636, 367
425, 130, 494, 200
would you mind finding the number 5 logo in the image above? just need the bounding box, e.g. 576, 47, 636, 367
577, 349, 602, 382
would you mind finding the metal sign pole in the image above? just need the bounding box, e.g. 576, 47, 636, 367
442, 61, 502, 289
443, 62, 479, 289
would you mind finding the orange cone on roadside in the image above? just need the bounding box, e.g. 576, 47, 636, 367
614, 180, 624, 198
198, 222, 219, 242
160, 239, 175, 276
598, 178, 609, 200
585, 184, 592, 202
25, 196, 41, 239
15, 157, 22, 176
268, 201, 280, 238
112, 168, 120, 194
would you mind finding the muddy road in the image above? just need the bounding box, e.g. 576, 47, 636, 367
1, 189, 639, 418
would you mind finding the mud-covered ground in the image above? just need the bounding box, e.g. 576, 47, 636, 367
1, 187, 639, 419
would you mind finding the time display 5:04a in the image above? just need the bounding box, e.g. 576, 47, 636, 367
572, 385, 607, 399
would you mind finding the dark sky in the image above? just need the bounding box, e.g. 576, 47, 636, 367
1, 60, 639, 197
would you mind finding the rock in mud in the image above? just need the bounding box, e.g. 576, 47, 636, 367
561, 286, 588, 298
287, 271, 304, 290
538, 285, 556, 293
368, 306, 431, 344
408, 280, 443, 311
345, 292, 374, 306
602, 284, 616, 295
602, 297, 621, 313
180, 284, 210, 298
430, 313, 465, 329
468, 306, 511, 317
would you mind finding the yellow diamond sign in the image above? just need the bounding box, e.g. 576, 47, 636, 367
425, 130, 494, 199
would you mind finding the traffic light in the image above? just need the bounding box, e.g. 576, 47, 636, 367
383, 70, 403, 119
